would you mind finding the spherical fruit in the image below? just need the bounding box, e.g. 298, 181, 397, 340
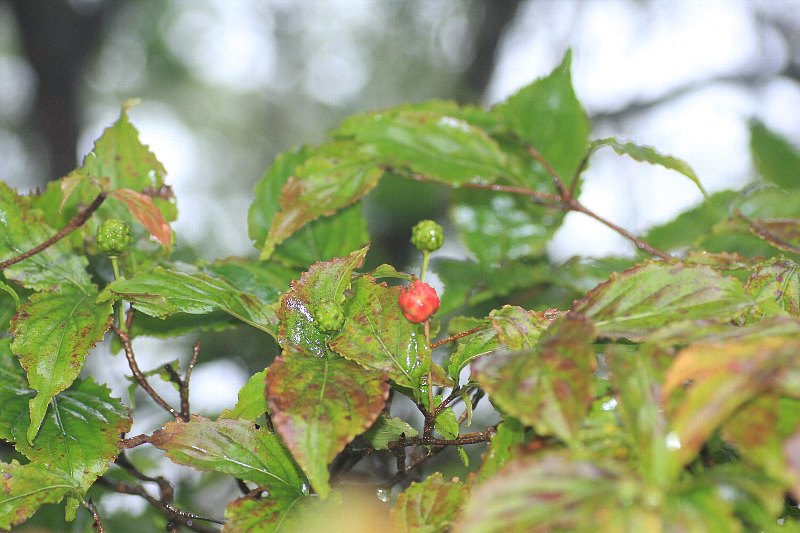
314, 302, 345, 333
410, 220, 444, 253
96, 219, 132, 256
398, 280, 440, 323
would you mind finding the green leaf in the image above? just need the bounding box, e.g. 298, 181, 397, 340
272, 204, 370, 269
663, 337, 800, 472
573, 261, 754, 341
98, 266, 279, 337
473, 313, 596, 443
330, 277, 429, 392
278, 247, 368, 357
259, 142, 383, 260
745, 258, 800, 317
205, 257, 299, 306
642, 190, 738, 251
451, 189, 561, 265
0, 182, 93, 292
390, 473, 464, 533
493, 49, 590, 183
590, 137, 707, 197
476, 417, 526, 483
361, 415, 419, 450
0, 461, 81, 530
223, 493, 311, 533
749, 120, 800, 189
220, 369, 268, 421
248, 145, 315, 250
10, 286, 112, 443
338, 109, 511, 184
743, 216, 800, 254
150, 416, 305, 497
647, 315, 800, 346
265, 352, 388, 498
445, 324, 498, 381
433, 397, 459, 440
489, 305, 550, 350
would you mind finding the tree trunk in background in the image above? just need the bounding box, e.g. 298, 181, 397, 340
8, 0, 115, 185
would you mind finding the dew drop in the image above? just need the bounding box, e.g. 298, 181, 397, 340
376, 487, 390, 503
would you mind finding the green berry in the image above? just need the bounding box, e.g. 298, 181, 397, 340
410, 220, 444, 253
314, 302, 345, 333
96, 219, 132, 256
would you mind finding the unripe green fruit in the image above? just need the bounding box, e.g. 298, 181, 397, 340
96, 219, 132, 256
410, 220, 444, 253
314, 302, 345, 333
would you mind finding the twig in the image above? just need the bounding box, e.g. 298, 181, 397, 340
0, 192, 106, 270
120, 433, 151, 449
162, 341, 201, 422
112, 325, 180, 420
431, 326, 484, 349
85, 499, 105, 533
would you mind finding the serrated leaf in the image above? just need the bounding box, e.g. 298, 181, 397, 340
329, 277, 429, 392
492, 49, 590, 183
98, 266, 279, 337
749, 120, 800, 190
663, 338, 800, 471
745, 258, 800, 317
265, 352, 388, 498
361, 415, 419, 450
150, 416, 305, 497
573, 262, 754, 341
220, 369, 268, 421
0, 461, 81, 530
108, 188, 172, 250
205, 257, 299, 306
473, 313, 596, 443
259, 142, 383, 260
489, 305, 550, 350
590, 137, 707, 197
390, 473, 464, 533
10, 286, 112, 443
648, 315, 800, 346
446, 325, 498, 381
744, 217, 800, 254
223, 493, 309, 533
338, 109, 510, 184
278, 247, 368, 357
451, 189, 560, 265
0, 182, 93, 292
433, 397, 459, 440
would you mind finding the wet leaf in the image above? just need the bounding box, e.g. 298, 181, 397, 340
330, 277, 429, 392
573, 262, 754, 341
590, 137, 706, 197
0, 461, 81, 530
265, 352, 388, 498
473, 313, 596, 443
98, 266, 279, 337
663, 337, 800, 470
10, 286, 112, 443
446, 324, 499, 382
259, 142, 383, 260
492, 49, 590, 183
150, 416, 305, 497
220, 369, 268, 421
390, 473, 464, 533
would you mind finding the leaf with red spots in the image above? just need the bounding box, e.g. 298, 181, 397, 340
745, 258, 800, 317
265, 351, 388, 498
390, 473, 464, 532
9, 286, 113, 443
472, 313, 596, 444
330, 276, 430, 394
0, 461, 80, 530
109, 188, 172, 250
573, 261, 754, 341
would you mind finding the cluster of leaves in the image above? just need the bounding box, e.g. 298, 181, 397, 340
2, 50, 800, 531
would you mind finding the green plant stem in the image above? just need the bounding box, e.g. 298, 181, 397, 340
109, 255, 125, 329
420, 250, 430, 281
425, 320, 434, 416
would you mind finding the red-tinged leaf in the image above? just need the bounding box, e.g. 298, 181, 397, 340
663, 338, 800, 471
329, 277, 430, 393
149, 416, 305, 498
744, 217, 800, 254
223, 493, 314, 532
573, 261, 754, 341
784, 429, 800, 500
109, 188, 172, 250
390, 473, 464, 533
647, 315, 800, 346
265, 352, 389, 498
745, 258, 800, 317
278, 247, 368, 357
259, 142, 383, 260
0, 461, 81, 530
722, 396, 800, 498
10, 286, 113, 443
489, 305, 550, 350
473, 313, 596, 444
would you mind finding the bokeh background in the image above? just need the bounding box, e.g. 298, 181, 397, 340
3, 0, 800, 528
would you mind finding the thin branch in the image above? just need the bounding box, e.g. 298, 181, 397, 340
0, 192, 106, 270
120, 433, 151, 449
112, 325, 180, 420
431, 326, 484, 349
85, 499, 105, 533
182, 341, 201, 419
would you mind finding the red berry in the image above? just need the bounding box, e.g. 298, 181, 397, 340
398, 280, 440, 323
